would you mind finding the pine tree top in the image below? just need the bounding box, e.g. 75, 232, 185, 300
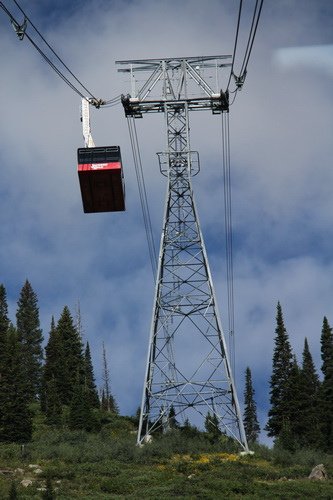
0, 283, 9, 334
321, 316, 333, 379
243, 366, 260, 443
271, 303, 293, 381
266, 303, 293, 438
302, 337, 319, 387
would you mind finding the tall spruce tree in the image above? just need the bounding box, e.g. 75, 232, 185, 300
84, 342, 100, 409
0, 284, 9, 431
320, 316, 333, 452
204, 411, 221, 442
56, 306, 85, 405
0, 324, 32, 443
243, 367, 260, 444
168, 405, 178, 429
41, 316, 65, 413
265, 302, 293, 439
0, 284, 9, 378
75, 300, 84, 339
280, 355, 302, 450
297, 338, 321, 448
321, 317, 333, 378
16, 280, 43, 401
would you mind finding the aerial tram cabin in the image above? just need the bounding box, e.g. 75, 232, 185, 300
77, 146, 125, 213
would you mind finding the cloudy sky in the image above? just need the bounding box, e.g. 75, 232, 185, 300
1, 0, 332, 443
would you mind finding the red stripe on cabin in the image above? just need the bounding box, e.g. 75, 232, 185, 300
78, 161, 122, 172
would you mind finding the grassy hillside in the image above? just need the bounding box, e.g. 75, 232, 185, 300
0, 415, 332, 498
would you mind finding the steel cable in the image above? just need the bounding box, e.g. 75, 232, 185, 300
8, 0, 98, 100
239, 0, 264, 78
226, 0, 243, 92
226, 0, 264, 100
127, 117, 157, 279
1, 0, 120, 106
221, 111, 236, 375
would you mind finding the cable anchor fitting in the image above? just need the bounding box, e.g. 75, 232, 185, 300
89, 98, 106, 109
11, 16, 27, 41
233, 70, 247, 90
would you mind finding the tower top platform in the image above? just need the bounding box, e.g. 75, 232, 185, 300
116, 55, 231, 115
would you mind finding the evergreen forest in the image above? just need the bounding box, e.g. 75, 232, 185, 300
0, 282, 332, 498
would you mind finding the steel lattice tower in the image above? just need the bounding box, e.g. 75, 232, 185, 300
117, 56, 249, 451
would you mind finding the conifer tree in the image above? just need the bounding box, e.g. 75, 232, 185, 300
56, 306, 84, 405
279, 355, 302, 450
320, 316, 333, 378
168, 405, 178, 429
41, 317, 63, 413
75, 300, 84, 339
0, 325, 32, 443
243, 367, 260, 444
296, 338, 321, 448
320, 316, 333, 451
102, 342, 111, 409
109, 393, 119, 414
181, 417, 199, 438
0, 284, 9, 378
265, 302, 293, 439
132, 406, 141, 427
16, 280, 43, 401
84, 342, 100, 409
204, 411, 221, 442
0, 284, 9, 431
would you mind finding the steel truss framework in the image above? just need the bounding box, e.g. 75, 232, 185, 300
117, 56, 249, 451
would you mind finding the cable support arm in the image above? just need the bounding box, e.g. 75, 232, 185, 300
117, 56, 231, 115
10, 13, 26, 39
88, 98, 106, 109
232, 69, 247, 90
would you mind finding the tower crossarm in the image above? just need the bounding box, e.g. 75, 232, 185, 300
116, 55, 231, 115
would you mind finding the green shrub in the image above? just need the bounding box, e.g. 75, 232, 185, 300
0, 444, 22, 462
292, 447, 331, 468
272, 445, 294, 467
100, 475, 136, 495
